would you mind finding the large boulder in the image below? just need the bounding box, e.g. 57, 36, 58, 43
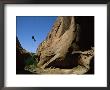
35, 16, 94, 74
36, 16, 79, 69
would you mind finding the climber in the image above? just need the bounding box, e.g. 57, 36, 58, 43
32, 36, 36, 42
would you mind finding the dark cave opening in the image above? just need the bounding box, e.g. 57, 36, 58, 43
75, 16, 94, 50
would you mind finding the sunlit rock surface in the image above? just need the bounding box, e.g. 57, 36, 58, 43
35, 16, 94, 74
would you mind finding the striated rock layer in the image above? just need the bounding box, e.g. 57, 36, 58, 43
35, 16, 94, 74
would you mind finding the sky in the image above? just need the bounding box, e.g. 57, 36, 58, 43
16, 16, 57, 53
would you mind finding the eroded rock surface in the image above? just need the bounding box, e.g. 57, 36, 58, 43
35, 16, 94, 74
36, 17, 79, 69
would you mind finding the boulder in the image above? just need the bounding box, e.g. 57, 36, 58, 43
36, 16, 79, 69
35, 16, 94, 74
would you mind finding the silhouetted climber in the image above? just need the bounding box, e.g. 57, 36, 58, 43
32, 36, 36, 42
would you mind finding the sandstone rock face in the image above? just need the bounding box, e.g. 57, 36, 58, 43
36, 16, 79, 69
36, 16, 94, 74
